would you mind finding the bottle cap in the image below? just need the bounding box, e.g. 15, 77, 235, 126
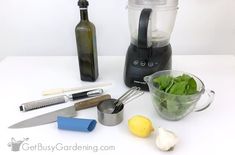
78, 0, 89, 8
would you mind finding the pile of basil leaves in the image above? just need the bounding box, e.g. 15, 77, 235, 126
152, 74, 200, 119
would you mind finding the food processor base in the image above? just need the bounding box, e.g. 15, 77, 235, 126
124, 44, 172, 91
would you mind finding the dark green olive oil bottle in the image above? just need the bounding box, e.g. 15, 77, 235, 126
75, 0, 98, 81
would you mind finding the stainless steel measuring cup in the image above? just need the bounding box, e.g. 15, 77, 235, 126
97, 99, 124, 126
97, 87, 144, 126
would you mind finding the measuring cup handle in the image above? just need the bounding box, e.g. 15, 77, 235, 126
194, 89, 215, 112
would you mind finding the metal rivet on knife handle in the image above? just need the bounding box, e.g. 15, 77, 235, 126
74, 94, 111, 111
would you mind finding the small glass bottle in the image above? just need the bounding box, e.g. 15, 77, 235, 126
75, 0, 98, 81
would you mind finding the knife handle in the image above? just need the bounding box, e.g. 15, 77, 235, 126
74, 94, 111, 111
71, 89, 103, 100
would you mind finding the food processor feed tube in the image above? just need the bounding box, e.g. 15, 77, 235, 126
75, 0, 99, 82
124, 0, 178, 90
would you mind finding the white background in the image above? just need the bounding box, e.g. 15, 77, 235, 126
0, 0, 235, 59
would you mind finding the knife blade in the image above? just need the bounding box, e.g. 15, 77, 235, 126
9, 94, 111, 129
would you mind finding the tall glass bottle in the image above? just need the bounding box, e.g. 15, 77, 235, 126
75, 0, 98, 81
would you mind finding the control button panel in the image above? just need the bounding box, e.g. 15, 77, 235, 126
132, 60, 158, 68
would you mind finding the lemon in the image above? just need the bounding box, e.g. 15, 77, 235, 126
128, 115, 154, 138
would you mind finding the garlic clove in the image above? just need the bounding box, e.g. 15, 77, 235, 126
155, 127, 178, 151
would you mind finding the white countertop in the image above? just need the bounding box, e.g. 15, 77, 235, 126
0, 55, 235, 155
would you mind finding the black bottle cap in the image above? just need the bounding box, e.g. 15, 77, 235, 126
78, 0, 89, 8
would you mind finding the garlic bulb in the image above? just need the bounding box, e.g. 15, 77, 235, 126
155, 127, 178, 151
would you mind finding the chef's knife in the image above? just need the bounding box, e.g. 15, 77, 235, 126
9, 94, 111, 129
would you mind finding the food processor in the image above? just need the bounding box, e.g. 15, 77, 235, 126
124, 0, 179, 90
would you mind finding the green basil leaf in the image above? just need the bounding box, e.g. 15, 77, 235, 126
153, 75, 173, 91
169, 81, 188, 95
186, 78, 197, 95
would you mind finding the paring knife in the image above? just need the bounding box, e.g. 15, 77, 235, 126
20, 89, 103, 112
9, 94, 111, 129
